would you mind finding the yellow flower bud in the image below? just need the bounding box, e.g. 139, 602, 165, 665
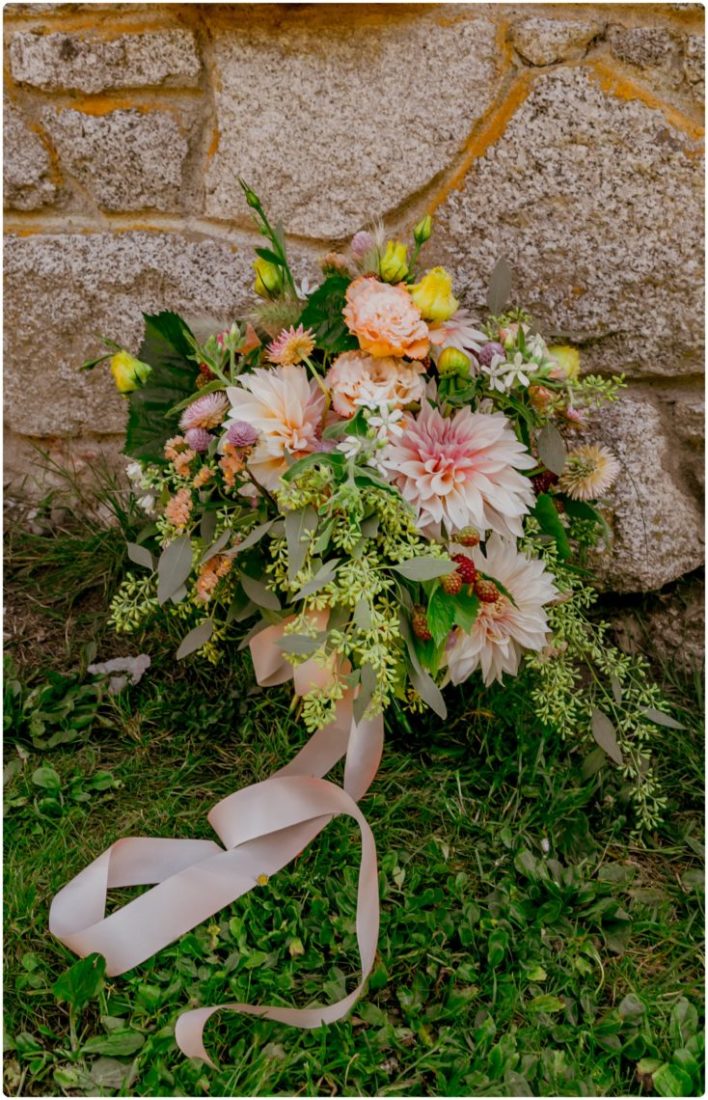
379, 240, 409, 283
409, 266, 459, 323
437, 346, 471, 378
253, 256, 284, 298
413, 214, 433, 245
109, 350, 151, 394
547, 345, 580, 382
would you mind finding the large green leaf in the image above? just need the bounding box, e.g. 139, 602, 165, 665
125, 312, 199, 461
532, 493, 571, 560
298, 274, 358, 354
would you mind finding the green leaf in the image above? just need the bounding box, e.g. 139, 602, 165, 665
277, 633, 325, 656
157, 536, 193, 605
176, 620, 213, 660
124, 311, 199, 461
322, 407, 369, 440
652, 1063, 694, 1098
299, 274, 358, 354
281, 451, 346, 483
591, 708, 624, 766
454, 590, 480, 632
487, 928, 509, 968
32, 766, 61, 792
240, 573, 281, 611
233, 520, 274, 555
426, 588, 456, 646
487, 257, 513, 315
82, 1029, 145, 1056
392, 557, 455, 582
284, 506, 318, 582
199, 529, 231, 565
536, 424, 567, 476
532, 493, 571, 559
409, 664, 447, 719
527, 994, 565, 1014
255, 246, 285, 266
670, 998, 699, 1046
53, 954, 106, 1010
126, 542, 154, 571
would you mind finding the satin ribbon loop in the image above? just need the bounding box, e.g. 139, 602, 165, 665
49, 621, 384, 1064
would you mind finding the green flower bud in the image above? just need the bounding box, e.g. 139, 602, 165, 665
413, 214, 433, 245
437, 346, 471, 378
378, 240, 409, 283
253, 256, 284, 298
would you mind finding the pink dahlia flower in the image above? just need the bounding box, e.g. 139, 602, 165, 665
379, 401, 535, 539
325, 350, 426, 417
343, 276, 429, 360
224, 365, 325, 489
179, 392, 229, 431
428, 309, 486, 360
446, 535, 557, 685
266, 324, 316, 367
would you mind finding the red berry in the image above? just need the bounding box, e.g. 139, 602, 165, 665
457, 526, 481, 548
412, 605, 432, 642
441, 570, 463, 596
532, 470, 559, 495
475, 577, 499, 603
451, 553, 477, 586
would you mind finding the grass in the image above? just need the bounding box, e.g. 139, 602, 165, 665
4, 473, 705, 1097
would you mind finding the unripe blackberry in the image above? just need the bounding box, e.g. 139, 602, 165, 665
412, 605, 432, 642
475, 577, 499, 603
532, 470, 559, 496
451, 553, 477, 586
441, 569, 463, 596
457, 526, 480, 548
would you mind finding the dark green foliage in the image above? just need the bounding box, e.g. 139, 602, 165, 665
298, 274, 358, 355
125, 312, 199, 461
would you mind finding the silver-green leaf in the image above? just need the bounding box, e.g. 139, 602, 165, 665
640, 706, 684, 730
537, 424, 567, 476
293, 559, 341, 600
127, 542, 154, 571
486, 256, 513, 315
591, 708, 623, 766
240, 573, 281, 611
157, 536, 193, 605
200, 529, 232, 566
176, 620, 213, 660
392, 557, 455, 581
284, 506, 318, 581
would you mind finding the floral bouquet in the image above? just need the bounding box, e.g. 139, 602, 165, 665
50, 183, 669, 1064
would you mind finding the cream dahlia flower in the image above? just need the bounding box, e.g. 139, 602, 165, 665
343, 276, 429, 360
379, 401, 535, 538
224, 365, 325, 489
559, 444, 620, 500
446, 535, 557, 686
325, 350, 426, 417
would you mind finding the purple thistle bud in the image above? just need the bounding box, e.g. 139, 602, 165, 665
184, 427, 213, 453
312, 437, 336, 454
478, 341, 505, 367
227, 420, 259, 448
351, 230, 374, 261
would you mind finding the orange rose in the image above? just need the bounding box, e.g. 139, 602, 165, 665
343, 276, 429, 359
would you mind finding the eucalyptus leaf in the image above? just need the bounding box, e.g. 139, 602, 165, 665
176, 620, 213, 660
234, 520, 275, 554
392, 557, 455, 582
277, 633, 325, 656
486, 257, 513, 315
293, 559, 340, 600
353, 664, 377, 725
240, 573, 281, 611
640, 706, 684, 730
284, 506, 318, 582
409, 664, 447, 719
126, 542, 154, 571
591, 708, 624, 766
200, 510, 217, 545
353, 597, 372, 631
199, 529, 232, 566
157, 536, 193, 605
537, 424, 567, 476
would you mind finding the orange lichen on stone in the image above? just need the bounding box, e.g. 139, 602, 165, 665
588, 57, 705, 143
428, 71, 535, 212
206, 127, 220, 159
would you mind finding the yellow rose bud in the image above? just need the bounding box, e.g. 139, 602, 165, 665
409, 266, 459, 323
110, 350, 151, 393
413, 214, 433, 245
437, 346, 471, 378
379, 240, 409, 283
253, 256, 283, 298
547, 345, 580, 382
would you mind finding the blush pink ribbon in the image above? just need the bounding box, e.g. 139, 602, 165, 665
49, 622, 384, 1066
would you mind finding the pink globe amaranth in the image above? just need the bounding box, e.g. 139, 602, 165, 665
184, 428, 213, 453
227, 420, 259, 448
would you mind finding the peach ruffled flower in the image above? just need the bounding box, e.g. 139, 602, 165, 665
224, 364, 325, 490
196, 554, 232, 603
379, 401, 535, 539
219, 442, 245, 489
343, 276, 429, 360
325, 351, 426, 417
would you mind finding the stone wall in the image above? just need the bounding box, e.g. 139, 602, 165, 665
3, 2, 705, 604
